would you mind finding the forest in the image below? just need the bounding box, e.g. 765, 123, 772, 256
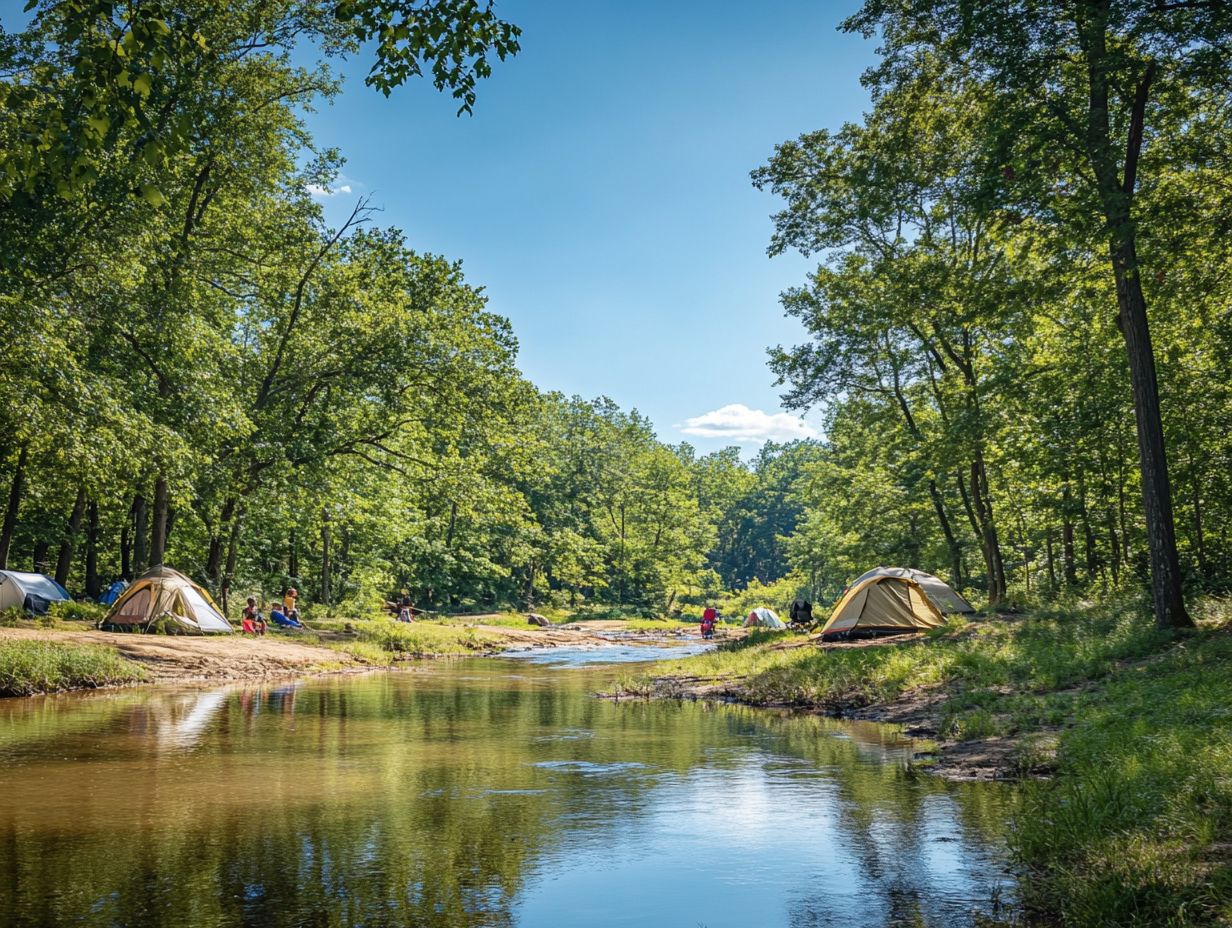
3, 0, 1231, 632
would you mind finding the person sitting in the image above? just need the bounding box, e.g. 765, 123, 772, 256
287, 605, 307, 629
269, 602, 303, 629
242, 597, 260, 635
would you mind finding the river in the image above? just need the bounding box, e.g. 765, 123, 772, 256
0, 644, 1016, 927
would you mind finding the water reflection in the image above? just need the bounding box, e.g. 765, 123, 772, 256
0, 659, 1014, 928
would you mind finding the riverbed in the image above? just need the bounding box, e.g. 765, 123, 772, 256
0, 646, 1016, 927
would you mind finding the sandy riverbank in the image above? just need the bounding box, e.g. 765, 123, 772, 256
0, 620, 709, 689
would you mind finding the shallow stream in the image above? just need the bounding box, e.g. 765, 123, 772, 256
0, 645, 1015, 927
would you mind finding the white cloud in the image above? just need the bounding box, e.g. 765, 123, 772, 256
678, 404, 818, 443
306, 182, 353, 197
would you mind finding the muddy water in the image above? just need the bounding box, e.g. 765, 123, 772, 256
0, 650, 1015, 928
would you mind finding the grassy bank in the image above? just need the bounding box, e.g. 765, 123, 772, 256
0, 640, 146, 696
614, 599, 1232, 927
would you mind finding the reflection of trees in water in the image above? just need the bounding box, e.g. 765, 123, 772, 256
0, 671, 1012, 928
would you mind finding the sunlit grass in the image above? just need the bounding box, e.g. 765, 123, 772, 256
0, 640, 146, 696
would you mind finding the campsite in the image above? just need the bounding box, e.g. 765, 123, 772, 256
4, 1, 1232, 927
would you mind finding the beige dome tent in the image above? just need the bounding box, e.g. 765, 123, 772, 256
850, 567, 974, 614
101, 566, 232, 634
818, 574, 945, 640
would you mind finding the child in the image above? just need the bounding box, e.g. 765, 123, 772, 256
242, 597, 260, 635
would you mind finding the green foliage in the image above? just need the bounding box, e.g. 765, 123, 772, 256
354, 619, 505, 656
48, 600, 107, 624
0, 640, 145, 696
715, 574, 812, 621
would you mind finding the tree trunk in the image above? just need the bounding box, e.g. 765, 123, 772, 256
54, 486, 88, 588
1190, 454, 1206, 579
959, 456, 1005, 607
32, 541, 49, 573
224, 511, 242, 595
1106, 509, 1121, 585
971, 454, 1006, 605
320, 509, 332, 605
1062, 485, 1078, 587
1045, 533, 1057, 591
132, 494, 149, 573
85, 500, 101, 600
928, 478, 963, 586
120, 508, 131, 580
149, 477, 169, 566
0, 444, 28, 569
1109, 238, 1191, 625
288, 530, 299, 583
1080, 30, 1191, 628
445, 500, 458, 550
206, 497, 237, 585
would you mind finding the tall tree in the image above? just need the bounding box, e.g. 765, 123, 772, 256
841, 0, 1223, 626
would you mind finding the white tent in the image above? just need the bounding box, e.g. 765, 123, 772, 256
0, 570, 71, 615
850, 567, 974, 614
743, 607, 786, 629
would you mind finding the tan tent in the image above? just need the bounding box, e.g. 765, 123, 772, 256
818, 575, 945, 640
850, 566, 974, 614
101, 566, 232, 634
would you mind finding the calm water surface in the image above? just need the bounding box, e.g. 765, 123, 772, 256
0, 648, 1015, 928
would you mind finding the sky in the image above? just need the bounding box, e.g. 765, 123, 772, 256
300, 0, 878, 453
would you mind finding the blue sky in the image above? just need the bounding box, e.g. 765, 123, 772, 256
301, 0, 877, 453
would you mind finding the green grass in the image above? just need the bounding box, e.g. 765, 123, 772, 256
617, 597, 1232, 926
353, 618, 506, 656
0, 640, 146, 696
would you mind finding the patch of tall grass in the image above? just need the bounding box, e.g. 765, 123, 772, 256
0, 640, 145, 696
1010, 631, 1232, 926
355, 619, 505, 656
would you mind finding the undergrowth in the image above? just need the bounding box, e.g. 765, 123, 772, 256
0, 640, 145, 696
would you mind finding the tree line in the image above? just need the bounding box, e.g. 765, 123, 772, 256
5, 2, 1228, 622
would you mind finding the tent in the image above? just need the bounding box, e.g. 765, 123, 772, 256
0, 570, 71, 615
101, 566, 232, 634
818, 575, 946, 640
850, 566, 974, 615
99, 579, 129, 606
743, 607, 786, 629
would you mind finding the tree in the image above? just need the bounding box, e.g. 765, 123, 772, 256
841, 0, 1222, 626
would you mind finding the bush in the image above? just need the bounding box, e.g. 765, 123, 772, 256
49, 600, 107, 624
0, 640, 145, 696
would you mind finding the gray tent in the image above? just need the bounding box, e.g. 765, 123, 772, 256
850, 567, 974, 614
0, 570, 71, 615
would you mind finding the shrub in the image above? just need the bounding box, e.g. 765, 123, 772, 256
49, 600, 107, 624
